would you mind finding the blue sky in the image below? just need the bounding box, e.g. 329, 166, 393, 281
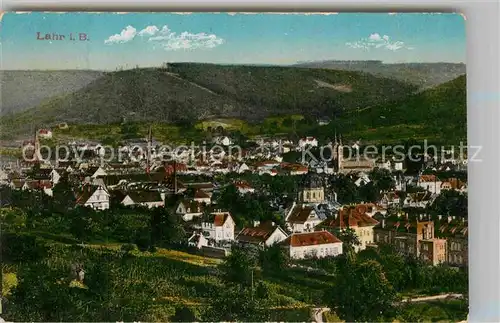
0, 12, 465, 70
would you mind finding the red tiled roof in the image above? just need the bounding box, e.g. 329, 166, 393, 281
441, 178, 466, 190
24, 180, 53, 190
323, 206, 379, 229
419, 175, 438, 183
213, 212, 231, 227
283, 231, 341, 247
237, 223, 277, 244
235, 181, 253, 189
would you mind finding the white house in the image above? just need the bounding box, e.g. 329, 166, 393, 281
121, 191, 164, 209
236, 222, 288, 247
38, 128, 53, 139
417, 174, 442, 195
88, 166, 107, 178
175, 200, 205, 221
285, 203, 323, 233
403, 191, 435, 208
199, 211, 236, 242
282, 231, 343, 259
76, 185, 110, 210
298, 137, 318, 148
354, 173, 371, 187
379, 192, 401, 208
237, 163, 250, 174
193, 189, 212, 204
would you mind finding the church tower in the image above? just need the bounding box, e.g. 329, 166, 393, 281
298, 173, 325, 203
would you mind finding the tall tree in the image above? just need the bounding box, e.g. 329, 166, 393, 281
329, 259, 398, 322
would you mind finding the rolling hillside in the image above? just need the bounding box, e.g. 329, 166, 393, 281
0, 64, 417, 137
335, 74, 467, 143
293, 61, 466, 90
0, 70, 104, 115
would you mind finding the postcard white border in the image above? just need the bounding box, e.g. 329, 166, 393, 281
1, 1, 500, 322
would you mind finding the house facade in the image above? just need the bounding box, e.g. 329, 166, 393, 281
76, 185, 110, 210
321, 205, 379, 252
282, 231, 343, 259
175, 200, 205, 221
417, 174, 442, 195
200, 212, 236, 242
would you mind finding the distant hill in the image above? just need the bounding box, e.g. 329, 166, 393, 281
293, 61, 466, 90
0, 64, 417, 137
335, 74, 467, 143
0, 70, 104, 115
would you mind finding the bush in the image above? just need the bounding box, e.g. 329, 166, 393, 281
121, 243, 138, 254
1, 233, 48, 263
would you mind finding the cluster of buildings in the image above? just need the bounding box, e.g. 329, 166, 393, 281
0, 130, 468, 266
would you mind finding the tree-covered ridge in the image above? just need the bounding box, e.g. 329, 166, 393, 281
0, 64, 416, 137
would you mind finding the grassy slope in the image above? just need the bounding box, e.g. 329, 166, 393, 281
0, 64, 416, 138
3, 231, 328, 321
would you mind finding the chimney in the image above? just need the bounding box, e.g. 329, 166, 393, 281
438, 214, 442, 221
447, 216, 452, 223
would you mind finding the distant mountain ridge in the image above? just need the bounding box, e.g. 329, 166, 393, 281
0, 63, 418, 137
0, 70, 104, 116
293, 61, 466, 90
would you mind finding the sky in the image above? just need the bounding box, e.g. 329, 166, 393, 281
0, 12, 466, 70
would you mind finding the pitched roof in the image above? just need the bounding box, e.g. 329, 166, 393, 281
236, 222, 282, 244
75, 185, 106, 205
322, 206, 379, 229
282, 231, 341, 247
203, 211, 232, 227
287, 204, 316, 224
194, 189, 211, 199
24, 180, 53, 190
419, 174, 439, 182
441, 178, 466, 190
127, 190, 163, 203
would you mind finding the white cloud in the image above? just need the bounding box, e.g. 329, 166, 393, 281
147, 25, 224, 50
368, 33, 382, 41
346, 33, 412, 51
104, 25, 137, 44
104, 24, 224, 50
138, 26, 159, 37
